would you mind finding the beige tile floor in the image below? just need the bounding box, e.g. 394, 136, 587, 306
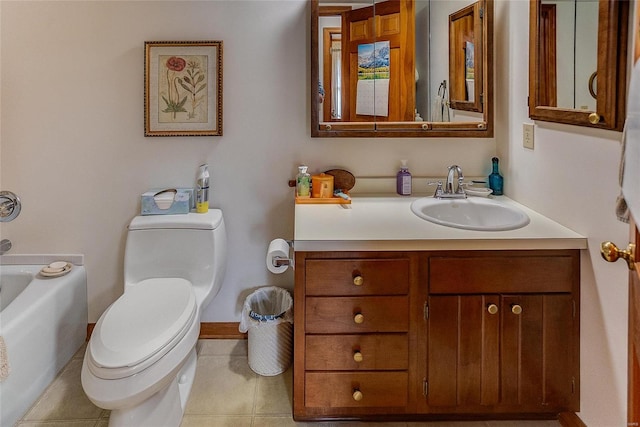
16, 339, 561, 427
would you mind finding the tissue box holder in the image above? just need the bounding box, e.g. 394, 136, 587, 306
141, 188, 193, 215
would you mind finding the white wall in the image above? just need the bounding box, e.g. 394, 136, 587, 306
0, 0, 493, 323
499, 1, 629, 425
0, 1, 629, 424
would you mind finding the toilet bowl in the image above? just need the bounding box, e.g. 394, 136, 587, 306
82, 211, 226, 427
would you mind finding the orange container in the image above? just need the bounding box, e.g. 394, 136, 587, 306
311, 173, 334, 198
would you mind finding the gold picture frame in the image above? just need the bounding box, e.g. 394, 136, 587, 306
144, 41, 223, 136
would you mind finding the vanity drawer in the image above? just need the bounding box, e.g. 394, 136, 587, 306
305, 296, 409, 334
429, 255, 575, 294
305, 372, 408, 408
305, 259, 409, 296
305, 334, 408, 371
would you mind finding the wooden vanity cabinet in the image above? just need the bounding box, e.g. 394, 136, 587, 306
294, 250, 580, 421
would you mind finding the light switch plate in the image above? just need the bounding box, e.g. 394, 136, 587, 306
523, 123, 534, 149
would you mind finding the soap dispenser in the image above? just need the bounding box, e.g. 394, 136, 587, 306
488, 157, 504, 195
296, 165, 311, 198
396, 160, 412, 196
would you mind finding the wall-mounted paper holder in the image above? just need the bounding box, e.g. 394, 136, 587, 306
271, 239, 293, 267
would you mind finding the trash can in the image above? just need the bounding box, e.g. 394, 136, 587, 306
239, 286, 293, 376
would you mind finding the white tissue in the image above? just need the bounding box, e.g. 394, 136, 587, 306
153, 190, 176, 210
266, 238, 290, 274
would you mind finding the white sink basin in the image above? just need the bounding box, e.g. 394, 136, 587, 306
410, 197, 530, 231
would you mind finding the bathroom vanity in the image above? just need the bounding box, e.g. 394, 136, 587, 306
293, 196, 586, 421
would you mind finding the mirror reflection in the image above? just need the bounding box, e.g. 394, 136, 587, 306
448, 1, 483, 112
537, 0, 598, 111
313, 0, 493, 137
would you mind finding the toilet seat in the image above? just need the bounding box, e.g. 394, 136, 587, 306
88, 278, 197, 380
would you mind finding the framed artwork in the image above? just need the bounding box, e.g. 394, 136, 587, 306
144, 41, 223, 136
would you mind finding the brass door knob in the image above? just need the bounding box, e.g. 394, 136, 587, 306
601, 241, 636, 270
352, 389, 363, 401
511, 304, 523, 315
354, 313, 365, 324
589, 112, 601, 124
487, 304, 499, 315
353, 351, 364, 363
353, 276, 364, 286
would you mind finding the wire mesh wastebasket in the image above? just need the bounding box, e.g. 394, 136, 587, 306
239, 286, 293, 376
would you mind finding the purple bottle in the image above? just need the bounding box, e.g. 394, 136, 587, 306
396, 160, 412, 196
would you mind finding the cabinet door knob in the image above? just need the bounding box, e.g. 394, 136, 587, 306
354, 313, 365, 324
600, 241, 636, 270
352, 389, 363, 401
511, 304, 523, 315
353, 275, 364, 286
487, 304, 499, 315
353, 351, 364, 363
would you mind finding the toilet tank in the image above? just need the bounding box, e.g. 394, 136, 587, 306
124, 211, 227, 308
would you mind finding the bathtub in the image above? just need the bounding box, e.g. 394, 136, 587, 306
0, 255, 87, 427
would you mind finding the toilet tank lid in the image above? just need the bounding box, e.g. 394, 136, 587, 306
129, 210, 223, 231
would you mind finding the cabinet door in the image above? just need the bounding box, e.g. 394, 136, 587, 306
427, 295, 500, 408
501, 295, 544, 406
426, 294, 576, 413
502, 294, 576, 410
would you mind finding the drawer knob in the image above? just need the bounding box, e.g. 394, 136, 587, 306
353, 351, 364, 363
353, 275, 364, 286
487, 304, 499, 315
354, 313, 365, 324
511, 304, 523, 315
352, 389, 363, 401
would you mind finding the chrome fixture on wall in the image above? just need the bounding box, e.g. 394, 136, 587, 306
0, 191, 21, 222
0, 239, 11, 255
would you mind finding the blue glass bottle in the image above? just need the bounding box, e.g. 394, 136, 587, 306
488, 157, 504, 195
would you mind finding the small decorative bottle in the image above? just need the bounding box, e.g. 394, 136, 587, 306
296, 165, 311, 198
396, 160, 412, 196
488, 157, 504, 195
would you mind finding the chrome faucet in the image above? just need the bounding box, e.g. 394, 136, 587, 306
0, 239, 11, 255
441, 165, 466, 198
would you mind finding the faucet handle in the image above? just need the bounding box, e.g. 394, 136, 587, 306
456, 176, 466, 194
428, 180, 444, 198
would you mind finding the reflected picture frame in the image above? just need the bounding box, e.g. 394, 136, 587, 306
144, 41, 223, 137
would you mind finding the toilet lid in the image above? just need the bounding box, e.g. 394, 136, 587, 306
89, 278, 196, 377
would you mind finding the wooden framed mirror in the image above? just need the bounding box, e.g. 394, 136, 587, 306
311, 0, 494, 138
528, 0, 628, 131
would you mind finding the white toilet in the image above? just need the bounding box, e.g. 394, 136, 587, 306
82, 211, 227, 427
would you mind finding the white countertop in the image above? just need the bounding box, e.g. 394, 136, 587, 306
294, 195, 587, 252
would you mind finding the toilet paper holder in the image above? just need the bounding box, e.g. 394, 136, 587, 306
272, 239, 293, 267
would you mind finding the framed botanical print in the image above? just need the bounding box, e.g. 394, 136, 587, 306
144, 41, 223, 136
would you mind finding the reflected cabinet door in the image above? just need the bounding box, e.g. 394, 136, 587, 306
342, 0, 415, 122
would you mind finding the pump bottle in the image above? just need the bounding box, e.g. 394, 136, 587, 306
396, 160, 412, 196
296, 165, 311, 198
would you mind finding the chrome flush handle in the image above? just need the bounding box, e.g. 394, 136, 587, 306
0, 191, 21, 222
